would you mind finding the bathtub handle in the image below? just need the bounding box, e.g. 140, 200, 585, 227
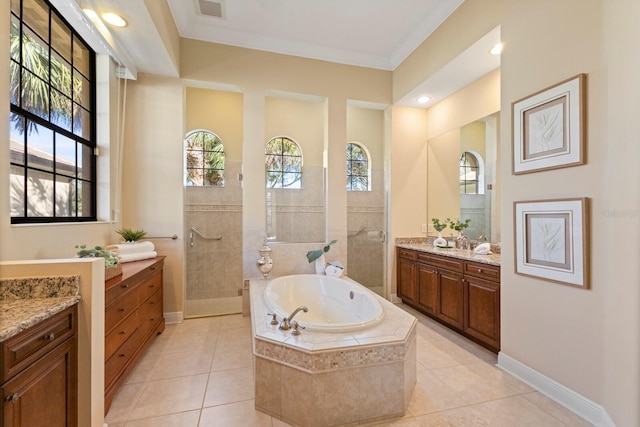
291, 321, 305, 336
267, 313, 279, 325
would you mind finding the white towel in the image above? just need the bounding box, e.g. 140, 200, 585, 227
105, 241, 155, 255
118, 251, 158, 263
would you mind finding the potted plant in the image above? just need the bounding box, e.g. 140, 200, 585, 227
75, 244, 122, 280
446, 218, 471, 236
431, 218, 448, 247
115, 228, 147, 243
306, 240, 337, 274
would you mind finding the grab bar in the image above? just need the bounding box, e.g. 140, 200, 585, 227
190, 227, 222, 247
146, 234, 178, 240
348, 225, 365, 237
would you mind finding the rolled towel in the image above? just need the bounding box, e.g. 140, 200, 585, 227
118, 251, 158, 263
105, 241, 155, 255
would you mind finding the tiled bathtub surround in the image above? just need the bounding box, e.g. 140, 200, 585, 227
249, 277, 416, 426
0, 275, 80, 341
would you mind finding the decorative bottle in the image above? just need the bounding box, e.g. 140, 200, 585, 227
256, 239, 273, 279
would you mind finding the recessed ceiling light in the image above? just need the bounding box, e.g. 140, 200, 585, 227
490, 43, 503, 55
417, 96, 431, 104
102, 12, 127, 27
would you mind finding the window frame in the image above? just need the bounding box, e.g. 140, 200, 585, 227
9, 0, 97, 224
265, 136, 303, 189
459, 151, 484, 195
346, 142, 371, 191
184, 129, 226, 187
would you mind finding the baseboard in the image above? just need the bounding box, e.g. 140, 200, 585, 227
163, 311, 183, 325
497, 352, 616, 427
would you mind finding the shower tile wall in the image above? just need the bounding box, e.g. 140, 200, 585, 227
185, 161, 243, 300
347, 169, 385, 291
266, 165, 324, 243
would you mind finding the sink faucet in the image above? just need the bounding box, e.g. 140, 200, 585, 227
279, 305, 308, 330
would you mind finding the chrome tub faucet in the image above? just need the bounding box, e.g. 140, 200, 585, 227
279, 305, 308, 330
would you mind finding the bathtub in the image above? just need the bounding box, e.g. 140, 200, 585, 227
263, 274, 384, 332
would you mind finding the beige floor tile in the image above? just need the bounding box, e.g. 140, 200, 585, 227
163, 329, 218, 355
122, 410, 200, 426
408, 369, 468, 416
216, 326, 253, 348
470, 395, 565, 426
272, 418, 294, 427
128, 374, 208, 420
522, 392, 594, 426
210, 342, 254, 371
105, 382, 147, 424
143, 330, 176, 356
151, 349, 215, 380
428, 363, 522, 405
203, 366, 254, 407
176, 316, 222, 334
199, 400, 272, 427
124, 352, 159, 385
219, 313, 252, 329
414, 405, 489, 426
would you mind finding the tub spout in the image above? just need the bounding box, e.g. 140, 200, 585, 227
279, 305, 308, 330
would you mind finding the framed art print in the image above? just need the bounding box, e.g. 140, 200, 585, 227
514, 198, 589, 288
512, 74, 586, 174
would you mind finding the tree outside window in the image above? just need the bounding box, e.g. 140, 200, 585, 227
347, 142, 369, 191
265, 137, 302, 189
185, 130, 225, 186
9, 0, 96, 223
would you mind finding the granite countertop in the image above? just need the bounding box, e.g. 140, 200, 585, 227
396, 240, 501, 266
0, 275, 81, 342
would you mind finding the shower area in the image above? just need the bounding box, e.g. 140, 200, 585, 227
183, 87, 244, 318
346, 105, 387, 297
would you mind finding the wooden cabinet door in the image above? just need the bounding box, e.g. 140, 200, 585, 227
417, 264, 438, 316
397, 257, 417, 304
437, 270, 464, 329
2, 338, 77, 427
464, 276, 500, 350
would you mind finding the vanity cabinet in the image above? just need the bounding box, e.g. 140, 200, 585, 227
397, 249, 417, 304
1, 304, 78, 427
396, 248, 500, 352
104, 257, 165, 414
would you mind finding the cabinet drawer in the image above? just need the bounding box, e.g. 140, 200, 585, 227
139, 288, 162, 320
105, 288, 139, 334
105, 329, 139, 389
138, 303, 163, 340
1, 305, 76, 383
105, 310, 139, 361
139, 270, 162, 303
397, 248, 417, 261
417, 253, 463, 272
463, 261, 500, 282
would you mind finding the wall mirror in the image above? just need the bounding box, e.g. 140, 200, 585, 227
427, 112, 500, 243
264, 95, 326, 243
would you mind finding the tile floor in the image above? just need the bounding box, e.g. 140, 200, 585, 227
106, 305, 593, 426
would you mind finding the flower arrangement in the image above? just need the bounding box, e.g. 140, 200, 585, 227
75, 244, 119, 268
115, 228, 147, 242
306, 240, 337, 263
431, 218, 448, 233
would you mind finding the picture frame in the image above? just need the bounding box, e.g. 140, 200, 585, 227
514, 198, 589, 288
512, 74, 586, 174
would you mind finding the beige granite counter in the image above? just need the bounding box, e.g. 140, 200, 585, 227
396, 239, 501, 266
0, 275, 81, 342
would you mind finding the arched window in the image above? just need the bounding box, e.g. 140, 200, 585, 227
346, 142, 370, 191
184, 130, 225, 186
459, 151, 481, 194
265, 136, 302, 189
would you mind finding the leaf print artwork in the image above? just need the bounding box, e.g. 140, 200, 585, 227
530, 217, 566, 264
528, 102, 564, 155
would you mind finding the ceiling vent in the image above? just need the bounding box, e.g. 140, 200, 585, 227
198, 0, 225, 19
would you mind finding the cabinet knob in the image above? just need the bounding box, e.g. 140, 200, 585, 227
119, 331, 126, 335
118, 308, 125, 312
43, 333, 55, 341
477, 268, 482, 273
122, 284, 129, 288
5, 393, 19, 403
119, 353, 126, 358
